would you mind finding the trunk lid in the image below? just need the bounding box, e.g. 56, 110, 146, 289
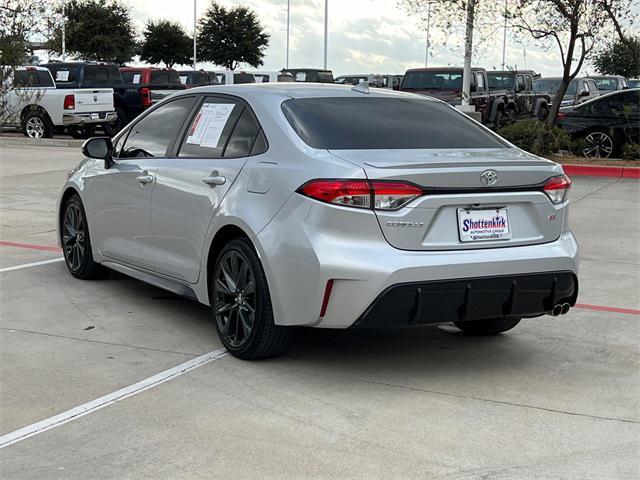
329, 148, 566, 251
73, 88, 114, 112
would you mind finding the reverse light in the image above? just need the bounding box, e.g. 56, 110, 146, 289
63, 94, 75, 110
297, 179, 423, 211
543, 175, 571, 204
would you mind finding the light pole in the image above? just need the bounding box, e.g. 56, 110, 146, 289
323, 0, 328, 70
286, 0, 290, 68
501, 0, 507, 70
461, 0, 475, 108
61, 0, 66, 61
425, 1, 432, 68
193, 0, 197, 70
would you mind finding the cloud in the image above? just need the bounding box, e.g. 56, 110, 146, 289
127, 0, 585, 77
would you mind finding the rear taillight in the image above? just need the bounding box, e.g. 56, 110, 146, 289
141, 87, 152, 107
556, 112, 567, 120
543, 174, 571, 204
297, 179, 423, 211
63, 94, 75, 110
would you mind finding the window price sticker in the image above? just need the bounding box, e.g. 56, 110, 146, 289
186, 103, 235, 148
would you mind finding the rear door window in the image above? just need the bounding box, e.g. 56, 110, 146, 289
14, 70, 38, 87
37, 70, 54, 87
282, 97, 507, 150
120, 96, 197, 158
178, 96, 243, 159
48, 66, 81, 84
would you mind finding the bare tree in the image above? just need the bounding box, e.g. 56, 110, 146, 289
1, 0, 53, 127
509, 0, 631, 127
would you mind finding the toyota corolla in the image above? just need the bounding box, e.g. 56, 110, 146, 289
57, 83, 579, 359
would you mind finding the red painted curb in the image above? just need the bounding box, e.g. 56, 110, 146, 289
562, 164, 640, 179
575, 303, 640, 316
0, 241, 62, 252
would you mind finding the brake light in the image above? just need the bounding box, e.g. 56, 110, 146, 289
141, 87, 152, 107
297, 179, 423, 210
543, 174, 571, 204
556, 112, 567, 120
63, 94, 75, 110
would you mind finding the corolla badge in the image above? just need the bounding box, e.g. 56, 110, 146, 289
480, 170, 498, 186
386, 221, 424, 228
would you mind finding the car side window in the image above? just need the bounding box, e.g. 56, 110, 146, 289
224, 108, 263, 158
120, 96, 196, 158
178, 96, 243, 159
622, 92, 640, 114
525, 75, 533, 91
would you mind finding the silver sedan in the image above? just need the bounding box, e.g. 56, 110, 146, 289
57, 83, 579, 359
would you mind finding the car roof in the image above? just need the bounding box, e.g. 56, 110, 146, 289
405, 67, 486, 73
568, 87, 639, 108
17, 66, 49, 71
171, 82, 434, 101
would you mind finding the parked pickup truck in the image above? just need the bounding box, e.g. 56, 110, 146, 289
487, 70, 550, 121
1, 66, 116, 139
43, 62, 131, 136
120, 67, 185, 117
400, 67, 509, 128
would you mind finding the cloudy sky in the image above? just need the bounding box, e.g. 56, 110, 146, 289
127, 0, 631, 76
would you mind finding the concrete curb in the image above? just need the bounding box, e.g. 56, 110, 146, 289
0, 136, 83, 148
563, 164, 640, 179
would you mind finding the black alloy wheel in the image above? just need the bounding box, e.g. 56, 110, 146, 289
213, 249, 257, 349
211, 238, 291, 359
62, 194, 103, 279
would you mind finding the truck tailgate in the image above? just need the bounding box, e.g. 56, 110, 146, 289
73, 89, 114, 112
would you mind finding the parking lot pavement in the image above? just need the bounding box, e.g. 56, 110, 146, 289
1, 144, 638, 479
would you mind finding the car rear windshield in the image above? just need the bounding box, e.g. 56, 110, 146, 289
233, 73, 256, 84
151, 70, 181, 85
487, 73, 515, 90
592, 78, 618, 91
84, 65, 122, 85
533, 79, 577, 96
402, 71, 462, 90
281, 97, 507, 150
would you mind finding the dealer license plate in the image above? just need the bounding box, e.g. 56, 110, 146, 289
457, 208, 511, 242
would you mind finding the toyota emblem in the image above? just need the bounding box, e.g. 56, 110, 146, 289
93, 95, 98, 102
480, 170, 498, 186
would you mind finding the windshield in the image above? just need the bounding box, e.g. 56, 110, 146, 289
592, 78, 619, 91
533, 79, 577, 96
487, 73, 515, 90
402, 71, 463, 90
281, 97, 507, 150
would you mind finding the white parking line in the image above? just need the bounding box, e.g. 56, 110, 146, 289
0, 258, 64, 273
0, 348, 228, 449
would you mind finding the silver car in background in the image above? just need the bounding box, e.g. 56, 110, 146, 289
57, 84, 579, 359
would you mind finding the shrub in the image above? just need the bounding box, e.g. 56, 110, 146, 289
497, 120, 571, 156
622, 142, 640, 160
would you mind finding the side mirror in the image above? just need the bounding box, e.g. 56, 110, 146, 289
579, 89, 589, 97
82, 137, 114, 168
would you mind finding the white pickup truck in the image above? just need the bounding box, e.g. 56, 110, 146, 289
1, 66, 117, 139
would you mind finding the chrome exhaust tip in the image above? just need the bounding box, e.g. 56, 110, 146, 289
551, 305, 563, 317
561, 303, 571, 315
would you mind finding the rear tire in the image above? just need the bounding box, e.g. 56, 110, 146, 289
454, 317, 521, 336
22, 110, 53, 139
61, 194, 105, 279
210, 238, 291, 360
103, 107, 126, 137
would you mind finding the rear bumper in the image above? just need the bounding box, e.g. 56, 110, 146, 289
352, 271, 578, 329
62, 111, 117, 126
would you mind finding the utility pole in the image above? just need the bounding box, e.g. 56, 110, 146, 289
286, 0, 290, 68
323, 0, 328, 70
193, 0, 197, 70
61, 0, 66, 61
461, 0, 475, 108
501, 0, 507, 70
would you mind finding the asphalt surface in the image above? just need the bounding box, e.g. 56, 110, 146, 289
0, 143, 638, 479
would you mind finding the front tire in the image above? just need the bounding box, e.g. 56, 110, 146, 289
61, 194, 104, 279
210, 238, 291, 359
454, 317, 521, 336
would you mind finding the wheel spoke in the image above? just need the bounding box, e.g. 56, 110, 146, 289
216, 278, 234, 296
221, 262, 237, 292
216, 302, 235, 314
242, 280, 255, 296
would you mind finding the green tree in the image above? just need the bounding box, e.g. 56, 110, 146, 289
198, 2, 269, 70
593, 38, 640, 78
48, 0, 136, 65
139, 20, 192, 68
